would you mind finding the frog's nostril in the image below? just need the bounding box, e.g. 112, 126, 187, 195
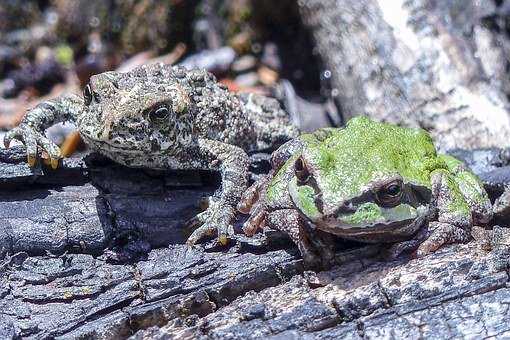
335, 201, 356, 215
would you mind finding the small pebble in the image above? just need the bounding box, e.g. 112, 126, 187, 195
232, 55, 257, 73
234, 72, 259, 88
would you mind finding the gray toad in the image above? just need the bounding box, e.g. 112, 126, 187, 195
4, 63, 299, 245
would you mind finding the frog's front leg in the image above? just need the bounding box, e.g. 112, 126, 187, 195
4, 94, 83, 168
266, 209, 336, 270
186, 138, 250, 245
417, 169, 472, 256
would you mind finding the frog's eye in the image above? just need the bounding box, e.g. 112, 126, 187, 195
376, 181, 403, 207
294, 157, 310, 184
149, 104, 170, 122
83, 84, 93, 106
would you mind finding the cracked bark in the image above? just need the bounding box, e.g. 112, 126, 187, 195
1, 146, 510, 339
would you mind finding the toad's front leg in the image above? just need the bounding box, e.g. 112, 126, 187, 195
4, 94, 83, 168
186, 138, 250, 245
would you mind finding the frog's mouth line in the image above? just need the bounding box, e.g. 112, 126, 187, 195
314, 215, 422, 236
309, 206, 429, 241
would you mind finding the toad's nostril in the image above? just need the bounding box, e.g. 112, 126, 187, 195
93, 91, 101, 103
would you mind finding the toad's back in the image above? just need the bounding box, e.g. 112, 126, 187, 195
77, 64, 298, 156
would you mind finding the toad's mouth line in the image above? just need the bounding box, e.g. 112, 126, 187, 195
80, 134, 148, 154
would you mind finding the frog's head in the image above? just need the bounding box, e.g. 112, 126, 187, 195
287, 119, 439, 242
76, 64, 194, 156
288, 155, 432, 241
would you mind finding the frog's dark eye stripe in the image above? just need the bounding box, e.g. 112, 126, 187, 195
294, 157, 310, 184
375, 181, 403, 207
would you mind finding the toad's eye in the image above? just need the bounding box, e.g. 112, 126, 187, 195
149, 104, 170, 121
294, 157, 310, 184
83, 84, 93, 106
376, 181, 403, 207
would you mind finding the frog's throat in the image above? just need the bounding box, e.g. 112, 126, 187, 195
305, 204, 430, 239
314, 210, 429, 243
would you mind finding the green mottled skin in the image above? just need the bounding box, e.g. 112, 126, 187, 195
242, 116, 494, 266
293, 179, 321, 219
269, 117, 446, 214
339, 202, 384, 225
300, 117, 440, 202
439, 154, 489, 206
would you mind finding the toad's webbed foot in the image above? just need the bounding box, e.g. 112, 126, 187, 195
4, 123, 61, 169
3, 95, 83, 169
185, 138, 249, 246
186, 197, 236, 246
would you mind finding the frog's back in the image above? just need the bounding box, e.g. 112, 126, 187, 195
302, 117, 443, 194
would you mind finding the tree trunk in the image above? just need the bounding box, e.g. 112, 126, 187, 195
298, 0, 510, 150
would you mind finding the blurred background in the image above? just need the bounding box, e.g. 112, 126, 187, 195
2, 0, 510, 153
0, 0, 340, 153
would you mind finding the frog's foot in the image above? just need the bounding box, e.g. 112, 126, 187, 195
307, 230, 336, 270
238, 175, 272, 236
237, 175, 271, 214
296, 231, 335, 271
266, 209, 334, 270
416, 221, 470, 256
300, 246, 324, 271
383, 227, 429, 259
186, 198, 235, 246
4, 124, 61, 169
242, 205, 267, 236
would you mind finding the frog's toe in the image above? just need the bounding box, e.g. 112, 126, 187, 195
238, 175, 270, 214
242, 206, 267, 236
238, 185, 259, 214
417, 222, 470, 256
302, 252, 324, 271
385, 238, 423, 259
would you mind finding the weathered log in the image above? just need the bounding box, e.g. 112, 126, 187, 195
1, 144, 510, 339
142, 241, 510, 339
0, 147, 216, 257
298, 0, 510, 150
0, 146, 304, 339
